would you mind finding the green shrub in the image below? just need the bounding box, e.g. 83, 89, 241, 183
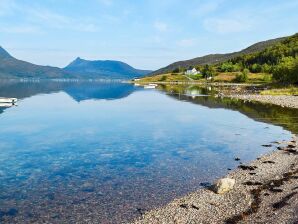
172, 68, 180, 73
250, 63, 262, 73
234, 69, 249, 83
263, 74, 272, 82
273, 57, 298, 84
159, 75, 167, 81
189, 74, 203, 80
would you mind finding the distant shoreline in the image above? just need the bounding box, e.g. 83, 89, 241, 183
132, 80, 298, 109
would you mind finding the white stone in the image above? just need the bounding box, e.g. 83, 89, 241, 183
213, 178, 235, 194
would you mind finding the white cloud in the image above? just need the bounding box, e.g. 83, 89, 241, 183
0, 0, 16, 16
177, 38, 196, 47
76, 23, 99, 32
97, 0, 113, 6
191, 0, 224, 17
203, 18, 252, 34
154, 21, 168, 32
27, 8, 70, 28
28, 9, 100, 32
0, 1, 100, 33
0, 25, 42, 34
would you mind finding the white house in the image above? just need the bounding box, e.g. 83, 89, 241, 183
185, 68, 200, 75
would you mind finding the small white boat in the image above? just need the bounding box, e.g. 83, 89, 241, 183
144, 84, 158, 89
0, 102, 14, 108
0, 98, 17, 104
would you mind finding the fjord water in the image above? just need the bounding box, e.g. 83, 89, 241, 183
0, 81, 295, 223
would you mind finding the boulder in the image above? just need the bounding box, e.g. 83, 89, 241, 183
213, 178, 235, 194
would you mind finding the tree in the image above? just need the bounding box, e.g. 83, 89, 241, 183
250, 63, 262, 73
261, 63, 271, 73
220, 62, 234, 72
234, 69, 249, 83
202, 65, 216, 79
273, 57, 298, 84
172, 68, 180, 73
159, 75, 167, 81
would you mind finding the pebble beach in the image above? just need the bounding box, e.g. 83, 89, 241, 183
134, 135, 298, 224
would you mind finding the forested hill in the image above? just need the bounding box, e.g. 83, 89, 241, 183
229, 33, 298, 83
151, 36, 287, 75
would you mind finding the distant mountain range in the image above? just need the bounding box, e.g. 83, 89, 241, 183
151, 36, 287, 75
64, 57, 151, 79
0, 34, 292, 79
0, 46, 71, 79
0, 47, 151, 79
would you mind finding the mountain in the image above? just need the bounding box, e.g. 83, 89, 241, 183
0, 46, 73, 79
64, 57, 151, 79
151, 36, 287, 75
0, 47, 150, 79
0, 46, 13, 59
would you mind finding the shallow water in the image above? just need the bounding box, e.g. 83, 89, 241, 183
0, 81, 295, 223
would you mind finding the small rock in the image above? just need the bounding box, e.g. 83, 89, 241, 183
213, 178, 235, 194
262, 144, 272, 147
234, 157, 241, 161
287, 144, 296, 149
238, 165, 257, 171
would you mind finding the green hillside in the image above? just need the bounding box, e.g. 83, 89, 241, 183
149, 33, 298, 84
151, 36, 287, 75
228, 33, 298, 83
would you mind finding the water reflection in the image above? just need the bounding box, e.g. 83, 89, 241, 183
158, 84, 298, 134
0, 81, 296, 223
0, 80, 137, 102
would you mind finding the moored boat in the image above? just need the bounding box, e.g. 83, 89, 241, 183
0, 98, 17, 104
144, 84, 158, 89
0, 102, 15, 108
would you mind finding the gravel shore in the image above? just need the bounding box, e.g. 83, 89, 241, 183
228, 94, 298, 109
133, 135, 298, 224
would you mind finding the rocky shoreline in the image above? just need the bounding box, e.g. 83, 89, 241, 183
228, 94, 298, 109
133, 135, 298, 224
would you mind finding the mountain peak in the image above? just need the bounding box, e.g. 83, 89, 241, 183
0, 46, 13, 59
64, 58, 152, 79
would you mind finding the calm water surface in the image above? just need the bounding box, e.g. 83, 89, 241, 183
0, 81, 296, 223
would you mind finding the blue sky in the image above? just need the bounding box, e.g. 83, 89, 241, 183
0, 0, 297, 70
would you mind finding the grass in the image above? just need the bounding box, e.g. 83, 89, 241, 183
213, 72, 272, 83
213, 72, 238, 82
135, 72, 273, 84
260, 86, 298, 95
134, 73, 190, 83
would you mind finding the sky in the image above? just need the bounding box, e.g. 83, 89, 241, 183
0, 0, 297, 70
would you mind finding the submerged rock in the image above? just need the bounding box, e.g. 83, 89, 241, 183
213, 178, 235, 194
